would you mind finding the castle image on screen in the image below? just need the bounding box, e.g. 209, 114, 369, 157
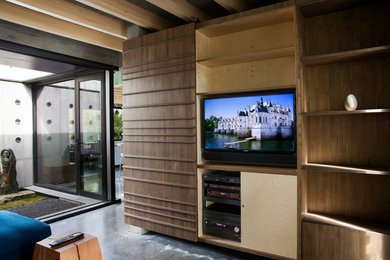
204, 93, 295, 152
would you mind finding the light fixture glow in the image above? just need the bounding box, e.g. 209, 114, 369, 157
0, 64, 53, 82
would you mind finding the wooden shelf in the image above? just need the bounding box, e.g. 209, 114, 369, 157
199, 234, 242, 247
301, 108, 390, 116
301, 45, 390, 66
302, 163, 390, 176
303, 213, 390, 235
196, 5, 294, 37
198, 163, 297, 175
197, 47, 295, 67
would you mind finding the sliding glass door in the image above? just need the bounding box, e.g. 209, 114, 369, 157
35, 72, 106, 199
78, 73, 105, 197
36, 80, 77, 193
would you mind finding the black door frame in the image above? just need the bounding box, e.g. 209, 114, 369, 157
33, 70, 108, 201
75, 71, 108, 200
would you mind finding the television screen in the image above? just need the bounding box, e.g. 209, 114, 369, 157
203, 91, 295, 154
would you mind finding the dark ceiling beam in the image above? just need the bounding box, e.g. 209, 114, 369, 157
214, 0, 250, 12
145, 0, 211, 22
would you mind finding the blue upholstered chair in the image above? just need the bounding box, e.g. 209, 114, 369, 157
0, 211, 52, 260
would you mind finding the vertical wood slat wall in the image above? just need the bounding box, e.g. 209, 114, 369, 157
122, 23, 198, 242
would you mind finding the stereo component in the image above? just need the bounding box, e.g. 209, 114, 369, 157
202, 171, 241, 242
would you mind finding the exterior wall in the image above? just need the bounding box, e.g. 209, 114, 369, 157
0, 81, 33, 187
113, 86, 123, 106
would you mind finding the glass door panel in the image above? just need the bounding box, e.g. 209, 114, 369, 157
79, 75, 104, 196
36, 80, 77, 192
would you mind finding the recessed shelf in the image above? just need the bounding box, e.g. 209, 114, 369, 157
303, 213, 390, 235
196, 6, 294, 37
198, 163, 297, 175
302, 163, 390, 176
197, 47, 295, 67
301, 45, 390, 66
301, 108, 390, 116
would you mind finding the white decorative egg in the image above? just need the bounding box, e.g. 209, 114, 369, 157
344, 94, 358, 111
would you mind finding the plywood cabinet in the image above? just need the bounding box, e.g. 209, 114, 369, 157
195, 3, 296, 95
195, 2, 300, 259
241, 172, 297, 259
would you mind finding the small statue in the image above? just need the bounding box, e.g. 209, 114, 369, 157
0, 149, 19, 194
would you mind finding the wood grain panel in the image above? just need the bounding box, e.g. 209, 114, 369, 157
123, 88, 195, 108
122, 23, 197, 242
306, 171, 390, 222
123, 104, 195, 121
197, 56, 296, 94
196, 4, 294, 37
124, 182, 196, 209
123, 55, 195, 75
123, 158, 196, 173
306, 114, 390, 168
304, 1, 390, 56
123, 142, 196, 161
122, 63, 195, 81
208, 21, 294, 59
123, 71, 195, 95
302, 221, 390, 260
123, 25, 194, 51
123, 37, 194, 66
304, 57, 390, 112
123, 127, 195, 136
123, 119, 195, 130
241, 172, 297, 259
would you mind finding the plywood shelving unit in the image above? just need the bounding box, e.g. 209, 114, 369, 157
196, 4, 297, 95
196, 2, 299, 259
299, 1, 390, 258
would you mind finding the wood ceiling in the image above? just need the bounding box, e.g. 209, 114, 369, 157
0, 0, 284, 52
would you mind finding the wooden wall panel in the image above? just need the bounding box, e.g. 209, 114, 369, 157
122, 23, 197, 242
122, 71, 195, 94
302, 221, 390, 260
123, 105, 196, 121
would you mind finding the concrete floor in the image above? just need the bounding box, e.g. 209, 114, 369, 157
50, 203, 271, 260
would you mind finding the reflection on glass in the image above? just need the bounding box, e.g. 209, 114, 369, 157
36, 81, 76, 191
80, 80, 102, 195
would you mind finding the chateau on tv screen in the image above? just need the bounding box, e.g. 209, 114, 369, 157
204, 93, 295, 153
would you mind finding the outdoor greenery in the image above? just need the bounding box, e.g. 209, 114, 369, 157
0, 195, 48, 210
114, 112, 123, 140
114, 70, 122, 86
205, 115, 220, 132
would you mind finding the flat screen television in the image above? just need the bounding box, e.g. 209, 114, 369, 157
202, 89, 297, 167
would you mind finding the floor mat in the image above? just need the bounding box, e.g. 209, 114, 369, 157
7, 198, 83, 218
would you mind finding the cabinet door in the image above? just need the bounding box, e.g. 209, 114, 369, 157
241, 172, 297, 259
